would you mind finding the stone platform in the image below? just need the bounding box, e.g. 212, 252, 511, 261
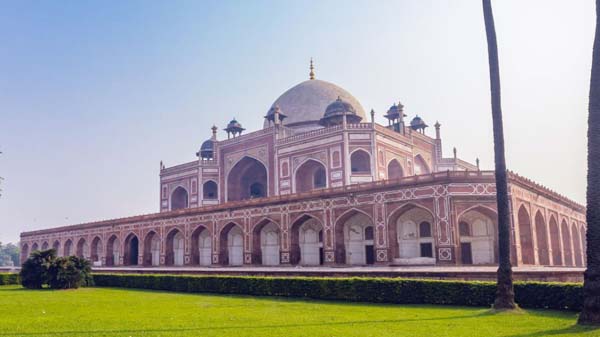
88, 265, 584, 283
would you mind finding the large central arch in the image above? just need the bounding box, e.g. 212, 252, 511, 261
227, 156, 268, 202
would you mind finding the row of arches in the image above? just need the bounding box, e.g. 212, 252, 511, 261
517, 205, 586, 267
21, 205, 496, 267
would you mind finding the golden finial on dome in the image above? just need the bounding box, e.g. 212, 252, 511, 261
309, 58, 315, 80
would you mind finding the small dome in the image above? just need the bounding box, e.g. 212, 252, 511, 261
227, 118, 242, 129
410, 115, 428, 130
198, 138, 215, 159
324, 96, 357, 118
319, 97, 363, 127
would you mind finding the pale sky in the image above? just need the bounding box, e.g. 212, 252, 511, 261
0, 0, 594, 244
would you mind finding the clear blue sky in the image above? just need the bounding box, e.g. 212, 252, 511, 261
0, 0, 594, 244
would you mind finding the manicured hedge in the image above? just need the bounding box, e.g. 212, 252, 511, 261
92, 273, 583, 311
0, 273, 20, 285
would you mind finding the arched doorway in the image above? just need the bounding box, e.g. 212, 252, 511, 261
191, 226, 212, 266
227, 157, 268, 202
350, 150, 371, 174
52, 241, 61, 256
171, 187, 189, 210
90, 237, 102, 265
106, 235, 120, 266
20, 244, 29, 262
457, 208, 496, 265
335, 211, 375, 265
63, 240, 73, 257
294, 160, 327, 193
517, 206, 535, 265
252, 220, 280, 265
387, 159, 404, 180
413, 155, 430, 175
219, 223, 244, 266
572, 224, 583, 267
203, 181, 218, 200
561, 220, 573, 266
549, 216, 562, 266
166, 229, 185, 266
392, 207, 436, 264
290, 215, 323, 266
534, 211, 550, 265
31, 242, 39, 252
41, 242, 49, 250
144, 231, 161, 267
76, 238, 89, 259
123, 234, 139, 266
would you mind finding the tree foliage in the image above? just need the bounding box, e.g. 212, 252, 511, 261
0, 242, 19, 267
19, 249, 92, 289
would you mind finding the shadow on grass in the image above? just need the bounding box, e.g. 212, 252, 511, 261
502, 323, 600, 337
0, 311, 493, 336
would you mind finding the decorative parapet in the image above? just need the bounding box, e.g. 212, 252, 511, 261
218, 126, 276, 147
507, 170, 585, 212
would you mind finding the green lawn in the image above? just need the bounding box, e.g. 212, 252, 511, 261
0, 285, 598, 337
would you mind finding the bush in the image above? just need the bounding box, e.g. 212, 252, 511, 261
19, 249, 56, 289
48, 256, 93, 289
92, 273, 583, 311
19, 249, 93, 289
0, 272, 19, 285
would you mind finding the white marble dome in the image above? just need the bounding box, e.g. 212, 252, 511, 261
264, 79, 366, 130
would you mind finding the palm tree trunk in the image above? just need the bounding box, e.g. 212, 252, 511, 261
579, 0, 600, 326
482, 0, 517, 310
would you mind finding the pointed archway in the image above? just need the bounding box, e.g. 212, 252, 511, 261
226, 157, 268, 202
534, 211, 550, 265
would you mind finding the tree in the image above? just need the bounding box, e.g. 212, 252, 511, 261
0, 242, 20, 266
19, 249, 92, 290
579, 0, 600, 326
19, 249, 56, 289
482, 0, 517, 309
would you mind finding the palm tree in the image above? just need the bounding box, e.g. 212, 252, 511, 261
482, 0, 516, 309
579, 0, 600, 326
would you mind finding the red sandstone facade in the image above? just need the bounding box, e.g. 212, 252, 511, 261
19, 71, 586, 269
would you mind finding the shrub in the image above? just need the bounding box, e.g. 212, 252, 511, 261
48, 256, 93, 289
92, 274, 583, 311
19, 249, 93, 289
0, 273, 19, 285
19, 249, 56, 289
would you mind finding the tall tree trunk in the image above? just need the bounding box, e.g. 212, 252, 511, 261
579, 0, 600, 326
482, 0, 517, 310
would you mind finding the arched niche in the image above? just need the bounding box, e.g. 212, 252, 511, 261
290, 215, 323, 266
171, 187, 189, 210
350, 150, 371, 174
227, 157, 268, 202
191, 226, 212, 266
387, 159, 404, 180
457, 208, 497, 265
294, 159, 327, 193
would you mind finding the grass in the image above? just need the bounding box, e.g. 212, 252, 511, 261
0, 285, 598, 337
